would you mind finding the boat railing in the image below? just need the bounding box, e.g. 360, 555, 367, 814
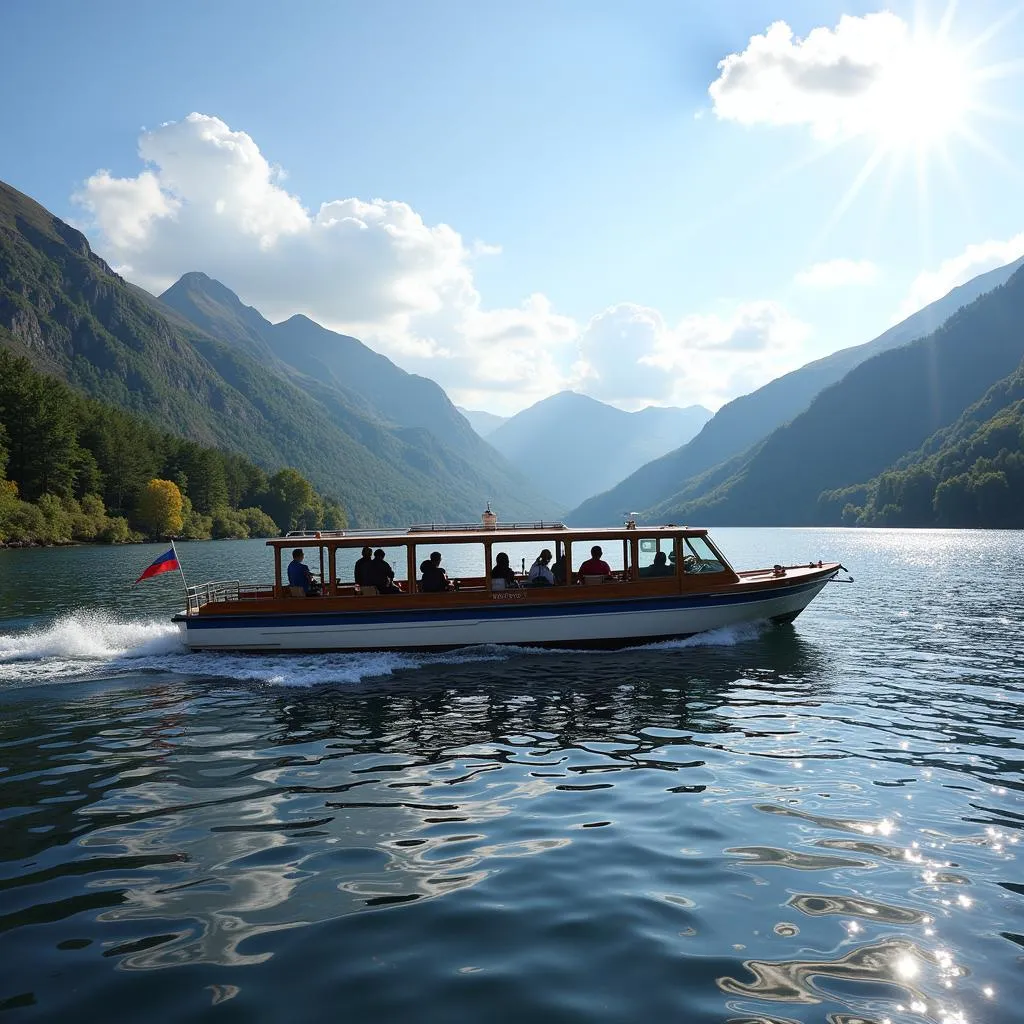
408, 520, 568, 532
279, 521, 568, 540
186, 580, 275, 613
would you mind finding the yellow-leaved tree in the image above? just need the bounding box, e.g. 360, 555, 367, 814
137, 479, 184, 537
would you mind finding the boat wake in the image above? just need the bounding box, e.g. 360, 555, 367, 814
0, 611, 770, 689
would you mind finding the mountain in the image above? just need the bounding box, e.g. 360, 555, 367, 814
818, 357, 1024, 528
568, 255, 1024, 524
0, 180, 551, 526
485, 391, 711, 510
650, 264, 1024, 525
457, 407, 508, 437
158, 272, 553, 516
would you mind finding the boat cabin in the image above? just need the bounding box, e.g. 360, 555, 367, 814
176, 515, 843, 649
267, 519, 737, 598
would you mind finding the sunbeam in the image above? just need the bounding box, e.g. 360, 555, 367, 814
811, 0, 1024, 249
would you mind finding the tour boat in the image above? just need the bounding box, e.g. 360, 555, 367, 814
172, 513, 845, 653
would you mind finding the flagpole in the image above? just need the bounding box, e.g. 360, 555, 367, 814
170, 538, 190, 607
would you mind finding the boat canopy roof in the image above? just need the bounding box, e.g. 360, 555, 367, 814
266, 522, 708, 549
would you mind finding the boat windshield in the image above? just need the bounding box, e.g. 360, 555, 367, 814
637, 536, 676, 578
682, 535, 726, 574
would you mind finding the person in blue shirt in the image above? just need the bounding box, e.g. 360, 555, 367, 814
287, 548, 319, 595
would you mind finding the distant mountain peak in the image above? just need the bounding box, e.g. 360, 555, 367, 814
488, 391, 712, 508
164, 272, 252, 311
544, 390, 602, 406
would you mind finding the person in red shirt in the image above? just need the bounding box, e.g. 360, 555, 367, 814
578, 545, 612, 581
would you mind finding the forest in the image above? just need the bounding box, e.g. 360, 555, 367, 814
818, 390, 1024, 528
0, 351, 347, 545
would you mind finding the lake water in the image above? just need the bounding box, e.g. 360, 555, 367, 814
1, 528, 1022, 1023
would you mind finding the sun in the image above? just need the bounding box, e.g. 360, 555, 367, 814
865, 34, 974, 149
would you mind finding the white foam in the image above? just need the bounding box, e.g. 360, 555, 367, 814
0, 611, 770, 689
639, 620, 770, 650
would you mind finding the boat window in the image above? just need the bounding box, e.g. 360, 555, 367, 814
336, 545, 408, 586
413, 543, 481, 592
572, 537, 626, 583
637, 537, 676, 579
682, 536, 725, 574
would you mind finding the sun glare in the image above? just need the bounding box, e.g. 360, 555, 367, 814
869, 36, 973, 148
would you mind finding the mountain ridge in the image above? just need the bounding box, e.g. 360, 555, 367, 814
652, 265, 1024, 525
567, 254, 1024, 524
158, 271, 555, 515
487, 390, 711, 509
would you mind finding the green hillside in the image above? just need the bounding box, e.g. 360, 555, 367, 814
820, 359, 1024, 528
651, 265, 1024, 526
0, 181, 551, 526
0, 346, 340, 544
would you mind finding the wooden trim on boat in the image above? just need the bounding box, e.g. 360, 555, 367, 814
196, 562, 840, 617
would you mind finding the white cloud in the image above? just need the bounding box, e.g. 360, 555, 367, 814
575, 304, 673, 401
74, 113, 576, 404
898, 233, 1024, 317
795, 258, 878, 287
709, 12, 914, 138
76, 169, 179, 250
575, 301, 811, 410
74, 112, 814, 415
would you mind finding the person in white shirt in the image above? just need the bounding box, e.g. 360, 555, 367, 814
528, 548, 555, 586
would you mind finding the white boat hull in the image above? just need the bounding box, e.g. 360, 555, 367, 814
176, 576, 833, 652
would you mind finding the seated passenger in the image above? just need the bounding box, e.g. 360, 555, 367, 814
642, 551, 675, 577
354, 546, 373, 587
528, 549, 555, 586
577, 545, 612, 582
287, 548, 320, 595
491, 551, 519, 589
419, 551, 451, 593
551, 554, 566, 585
368, 548, 401, 593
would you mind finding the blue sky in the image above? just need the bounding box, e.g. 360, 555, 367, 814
2, 0, 1023, 414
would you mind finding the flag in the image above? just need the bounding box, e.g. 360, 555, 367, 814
134, 546, 180, 584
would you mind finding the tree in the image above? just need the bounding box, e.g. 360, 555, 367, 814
971, 470, 1011, 527
87, 413, 159, 513
240, 507, 279, 537
933, 474, 975, 527
261, 468, 315, 531
165, 441, 229, 515
223, 453, 267, 508
322, 499, 348, 530
137, 479, 185, 537
0, 356, 80, 501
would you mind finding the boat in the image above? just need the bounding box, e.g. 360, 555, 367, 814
172, 512, 847, 653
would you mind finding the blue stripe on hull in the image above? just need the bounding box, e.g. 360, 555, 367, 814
178, 577, 830, 631
181, 631, 711, 654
